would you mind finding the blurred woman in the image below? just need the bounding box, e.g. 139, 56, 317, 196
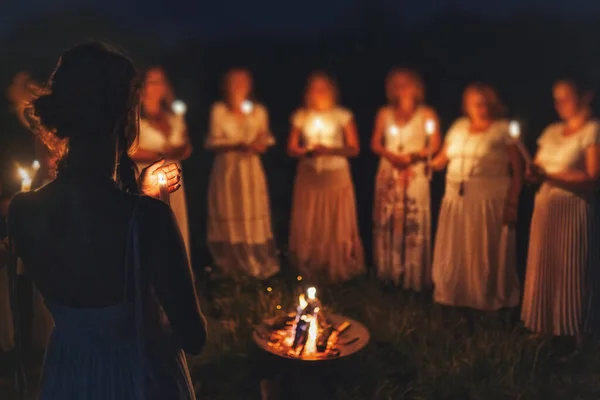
431, 83, 522, 310
288, 72, 364, 282
371, 68, 441, 290
132, 67, 192, 262
521, 79, 600, 345
205, 68, 279, 279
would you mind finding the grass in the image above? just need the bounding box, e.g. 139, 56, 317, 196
3, 268, 600, 399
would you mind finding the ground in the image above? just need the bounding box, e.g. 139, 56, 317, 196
2, 269, 600, 399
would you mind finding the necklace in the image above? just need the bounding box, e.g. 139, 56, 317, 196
458, 130, 484, 196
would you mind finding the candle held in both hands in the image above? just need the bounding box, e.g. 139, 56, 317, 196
508, 121, 532, 164
157, 172, 170, 205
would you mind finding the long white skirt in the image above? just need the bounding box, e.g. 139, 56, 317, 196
432, 178, 520, 310
207, 152, 279, 279
373, 159, 431, 290
521, 184, 600, 335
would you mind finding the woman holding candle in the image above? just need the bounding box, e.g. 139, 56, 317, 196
131, 67, 192, 263
288, 72, 364, 282
205, 68, 279, 280
371, 68, 441, 291
521, 78, 600, 347
7, 42, 205, 399
430, 83, 522, 310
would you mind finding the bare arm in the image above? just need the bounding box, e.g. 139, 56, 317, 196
430, 144, 449, 171
143, 199, 206, 355
370, 110, 392, 159
287, 126, 308, 158
130, 148, 163, 164
506, 144, 524, 204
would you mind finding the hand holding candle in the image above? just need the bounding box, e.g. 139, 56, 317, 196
508, 121, 532, 164
425, 119, 436, 180
157, 171, 170, 205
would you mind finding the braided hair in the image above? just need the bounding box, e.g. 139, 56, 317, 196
26, 41, 141, 193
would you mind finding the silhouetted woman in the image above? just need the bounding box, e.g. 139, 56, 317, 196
7, 42, 206, 399
431, 83, 523, 310
522, 78, 600, 350
287, 72, 364, 282
206, 68, 279, 279
371, 68, 441, 291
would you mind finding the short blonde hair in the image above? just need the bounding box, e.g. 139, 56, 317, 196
462, 82, 506, 119
386, 68, 425, 105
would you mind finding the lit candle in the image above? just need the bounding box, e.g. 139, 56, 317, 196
18, 168, 31, 192
171, 100, 187, 116
157, 172, 169, 205
241, 100, 254, 115
307, 287, 317, 300
508, 121, 532, 164
313, 118, 325, 148
425, 119, 436, 180
32, 160, 40, 172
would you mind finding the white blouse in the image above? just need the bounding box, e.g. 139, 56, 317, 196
445, 117, 511, 181
205, 102, 275, 149
535, 120, 600, 174
291, 107, 353, 171
138, 114, 188, 155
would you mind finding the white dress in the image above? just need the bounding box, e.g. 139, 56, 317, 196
288, 107, 365, 282
205, 102, 279, 279
522, 120, 600, 335
373, 106, 431, 290
432, 118, 520, 310
137, 114, 191, 263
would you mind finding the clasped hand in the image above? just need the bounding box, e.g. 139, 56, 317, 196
525, 163, 546, 184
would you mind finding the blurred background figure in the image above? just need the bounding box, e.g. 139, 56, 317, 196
371, 68, 441, 291
521, 78, 600, 352
205, 68, 279, 280
431, 83, 522, 311
287, 72, 364, 282
132, 67, 192, 262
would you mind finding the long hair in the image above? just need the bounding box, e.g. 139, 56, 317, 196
462, 82, 507, 120
385, 68, 425, 106
304, 71, 339, 109
26, 41, 141, 193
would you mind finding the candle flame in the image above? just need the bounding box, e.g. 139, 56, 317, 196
157, 172, 167, 185
241, 100, 254, 115
508, 121, 520, 139
32, 160, 40, 170
304, 312, 319, 355
172, 100, 187, 115
18, 167, 30, 181
307, 287, 317, 300
425, 119, 436, 135
314, 118, 325, 130
389, 125, 400, 137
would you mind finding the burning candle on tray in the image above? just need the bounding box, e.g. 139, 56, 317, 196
18, 167, 31, 192
425, 119, 436, 180
508, 120, 532, 164
157, 171, 170, 205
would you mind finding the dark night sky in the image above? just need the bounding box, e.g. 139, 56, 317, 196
2, 0, 600, 39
